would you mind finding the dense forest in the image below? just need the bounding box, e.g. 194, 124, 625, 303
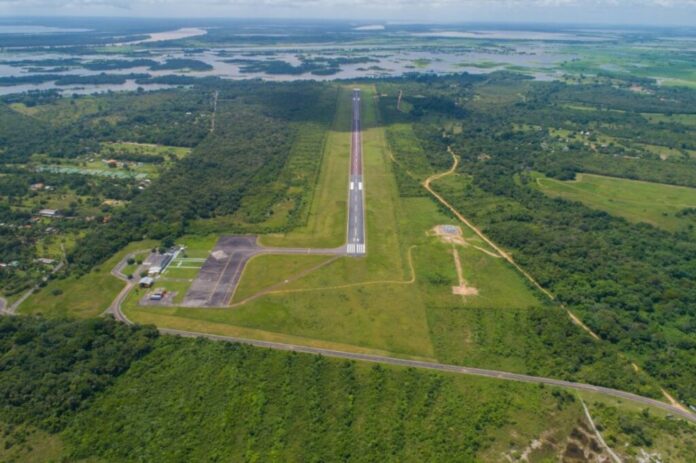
0, 315, 585, 462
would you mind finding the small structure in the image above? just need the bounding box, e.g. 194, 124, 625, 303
149, 288, 166, 301
139, 276, 154, 288
30, 182, 45, 191
38, 209, 59, 218
36, 258, 56, 265
148, 266, 162, 276
104, 159, 119, 168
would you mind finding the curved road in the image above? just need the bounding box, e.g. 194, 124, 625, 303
159, 327, 696, 423
109, 288, 696, 423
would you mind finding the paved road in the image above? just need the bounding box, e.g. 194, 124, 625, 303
102, 279, 696, 425
5, 261, 64, 315
155, 327, 696, 424
347, 88, 366, 256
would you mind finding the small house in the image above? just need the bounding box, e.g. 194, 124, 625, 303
139, 276, 155, 288
38, 209, 59, 218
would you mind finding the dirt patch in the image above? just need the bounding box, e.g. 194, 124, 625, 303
430, 224, 501, 258
452, 284, 479, 297
450, 247, 479, 298
561, 419, 613, 463
430, 224, 467, 245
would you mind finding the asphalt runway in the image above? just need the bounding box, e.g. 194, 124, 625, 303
347, 88, 366, 256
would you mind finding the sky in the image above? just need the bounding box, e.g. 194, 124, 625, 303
1, 0, 696, 26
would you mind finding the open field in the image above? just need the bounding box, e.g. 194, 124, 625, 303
532, 172, 696, 232
232, 253, 333, 302
643, 112, 696, 127
101, 141, 191, 159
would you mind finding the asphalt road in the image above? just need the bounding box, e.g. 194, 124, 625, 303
347, 88, 366, 256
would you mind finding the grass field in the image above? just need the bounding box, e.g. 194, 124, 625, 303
101, 141, 191, 159
643, 112, 696, 127
532, 172, 696, 232
232, 254, 334, 302
22, 240, 156, 318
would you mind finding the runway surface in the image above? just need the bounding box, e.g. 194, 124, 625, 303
347, 88, 366, 256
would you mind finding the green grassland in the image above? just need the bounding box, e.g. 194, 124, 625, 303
558, 44, 696, 87
532, 172, 696, 232
35, 231, 81, 261
232, 254, 334, 302
21, 240, 156, 318
31, 140, 192, 180
9, 97, 102, 124
101, 141, 191, 159
643, 112, 696, 127
0, 424, 65, 463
